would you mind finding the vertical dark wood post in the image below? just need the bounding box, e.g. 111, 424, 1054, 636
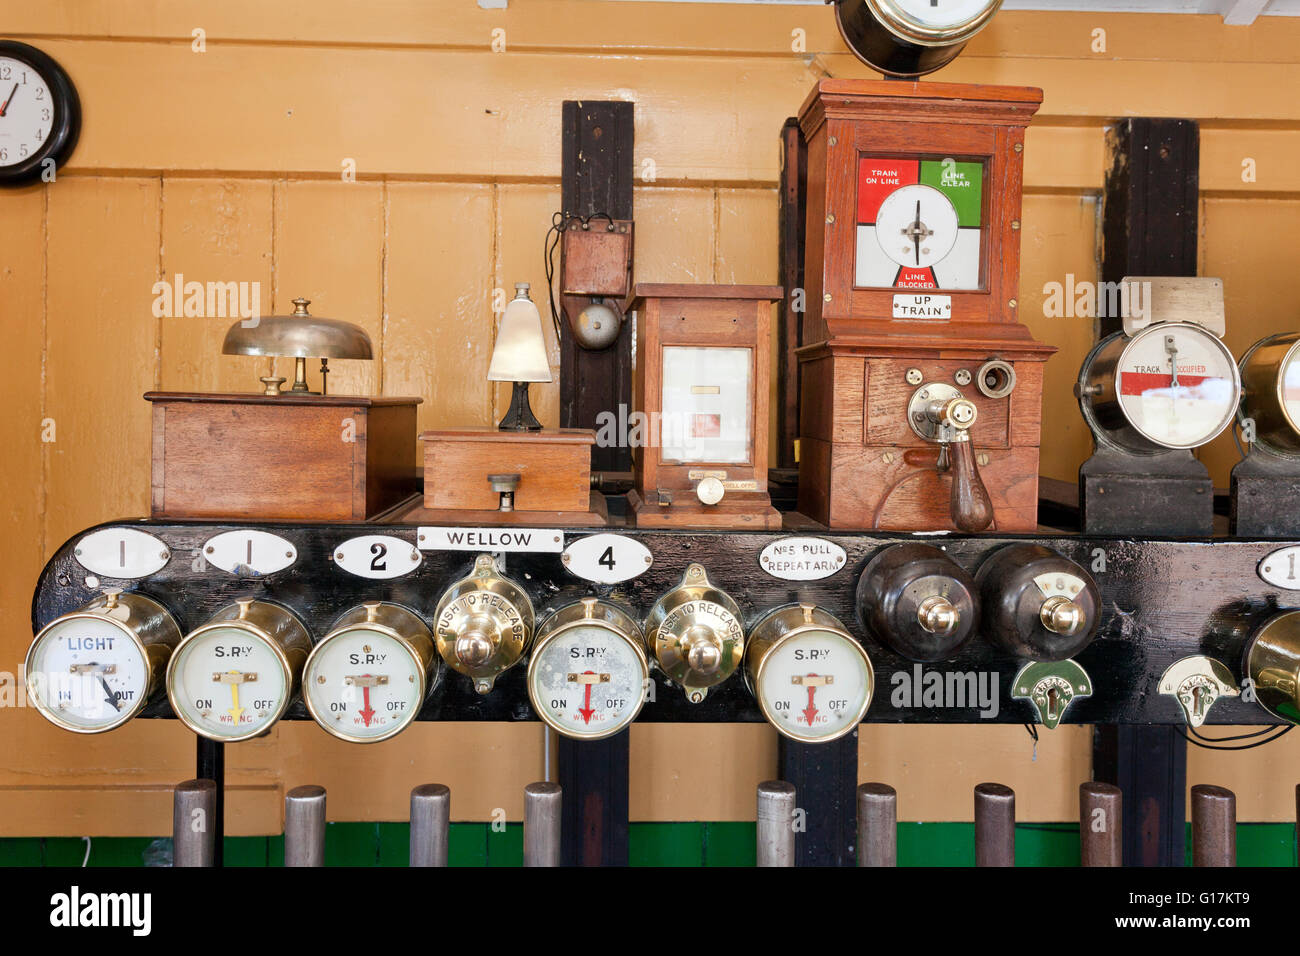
779, 731, 858, 866
558, 100, 633, 866
776, 117, 806, 470
1090, 117, 1199, 867
559, 100, 635, 475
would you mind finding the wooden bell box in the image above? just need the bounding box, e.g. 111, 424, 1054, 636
795, 79, 1055, 532
145, 392, 422, 521
627, 283, 783, 530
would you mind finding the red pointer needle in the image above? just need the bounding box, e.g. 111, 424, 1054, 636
578, 671, 597, 724
358, 681, 376, 726
801, 679, 820, 727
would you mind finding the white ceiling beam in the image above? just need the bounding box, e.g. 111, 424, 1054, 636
1220, 0, 1273, 22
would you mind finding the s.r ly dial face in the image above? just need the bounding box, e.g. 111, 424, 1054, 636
168, 626, 291, 741
1116, 323, 1240, 449
856, 158, 984, 291
757, 630, 873, 742
528, 602, 648, 740
26, 615, 151, 732
304, 628, 426, 742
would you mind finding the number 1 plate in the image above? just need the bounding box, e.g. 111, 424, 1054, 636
562, 533, 653, 584
1258, 546, 1300, 591
334, 534, 422, 580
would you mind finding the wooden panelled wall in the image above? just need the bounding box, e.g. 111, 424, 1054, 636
2, 1, 1299, 836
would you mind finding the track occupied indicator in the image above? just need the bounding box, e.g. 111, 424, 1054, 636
856, 156, 984, 291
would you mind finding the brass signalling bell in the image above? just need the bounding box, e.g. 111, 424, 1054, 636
222, 297, 373, 396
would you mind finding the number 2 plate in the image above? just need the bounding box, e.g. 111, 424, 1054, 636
1258, 546, 1300, 591
334, 535, 422, 580
562, 533, 652, 584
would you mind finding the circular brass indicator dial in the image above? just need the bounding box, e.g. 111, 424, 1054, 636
746, 604, 875, 744
833, 0, 1003, 78
528, 598, 649, 740
166, 599, 310, 742
303, 602, 440, 743
645, 564, 744, 703
26, 590, 180, 733
1079, 322, 1241, 452
434, 554, 534, 694
1238, 332, 1300, 457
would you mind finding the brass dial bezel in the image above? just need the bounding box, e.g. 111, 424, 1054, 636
26, 592, 179, 734
864, 0, 1003, 47
166, 601, 309, 743
527, 598, 649, 741
745, 604, 874, 745
303, 602, 437, 744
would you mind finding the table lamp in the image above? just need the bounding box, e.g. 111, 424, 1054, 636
488, 283, 552, 430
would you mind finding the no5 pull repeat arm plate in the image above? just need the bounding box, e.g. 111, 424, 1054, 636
433, 554, 534, 695
745, 604, 874, 744
527, 598, 649, 741
645, 564, 744, 703
303, 602, 440, 743
166, 599, 310, 742
26, 589, 181, 733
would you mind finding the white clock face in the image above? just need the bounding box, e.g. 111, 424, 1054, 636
660, 346, 753, 464
168, 625, 290, 741
0, 57, 53, 168
757, 629, 873, 743
303, 627, 425, 742
528, 622, 648, 740
27, 616, 151, 732
1116, 324, 1240, 449
890, 0, 1001, 31
1282, 345, 1300, 430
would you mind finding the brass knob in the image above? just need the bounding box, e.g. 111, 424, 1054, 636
455, 615, 499, 667
1040, 596, 1085, 636
681, 625, 723, 675
917, 595, 959, 636
696, 476, 726, 506
942, 397, 978, 431
260, 376, 287, 396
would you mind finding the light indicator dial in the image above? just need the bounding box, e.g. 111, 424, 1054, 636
528, 599, 648, 740
26, 591, 179, 733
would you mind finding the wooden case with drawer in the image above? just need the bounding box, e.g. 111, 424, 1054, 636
417, 427, 606, 526
145, 392, 422, 521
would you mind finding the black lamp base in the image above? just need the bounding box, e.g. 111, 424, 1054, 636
498, 381, 543, 431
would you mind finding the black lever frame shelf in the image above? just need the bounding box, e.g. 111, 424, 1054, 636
30, 517, 1295, 727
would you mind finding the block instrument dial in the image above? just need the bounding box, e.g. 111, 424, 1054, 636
303, 602, 440, 743
745, 604, 874, 743
166, 599, 310, 742
527, 598, 649, 740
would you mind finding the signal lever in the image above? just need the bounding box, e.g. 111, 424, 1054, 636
909, 384, 994, 532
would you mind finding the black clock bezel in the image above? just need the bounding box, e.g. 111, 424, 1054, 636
0, 39, 81, 187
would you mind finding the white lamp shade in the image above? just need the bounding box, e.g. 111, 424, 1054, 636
487, 289, 553, 383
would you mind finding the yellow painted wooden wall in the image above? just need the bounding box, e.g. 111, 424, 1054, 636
2, 0, 1300, 835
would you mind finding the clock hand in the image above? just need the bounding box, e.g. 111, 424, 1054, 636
0, 83, 17, 117
914, 198, 922, 265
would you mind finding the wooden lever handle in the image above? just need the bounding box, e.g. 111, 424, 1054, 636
949, 441, 994, 532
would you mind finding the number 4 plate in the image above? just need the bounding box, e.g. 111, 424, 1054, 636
562, 534, 653, 584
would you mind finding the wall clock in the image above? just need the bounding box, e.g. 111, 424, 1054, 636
0, 40, 80, 186
833, 0, 1004, 78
